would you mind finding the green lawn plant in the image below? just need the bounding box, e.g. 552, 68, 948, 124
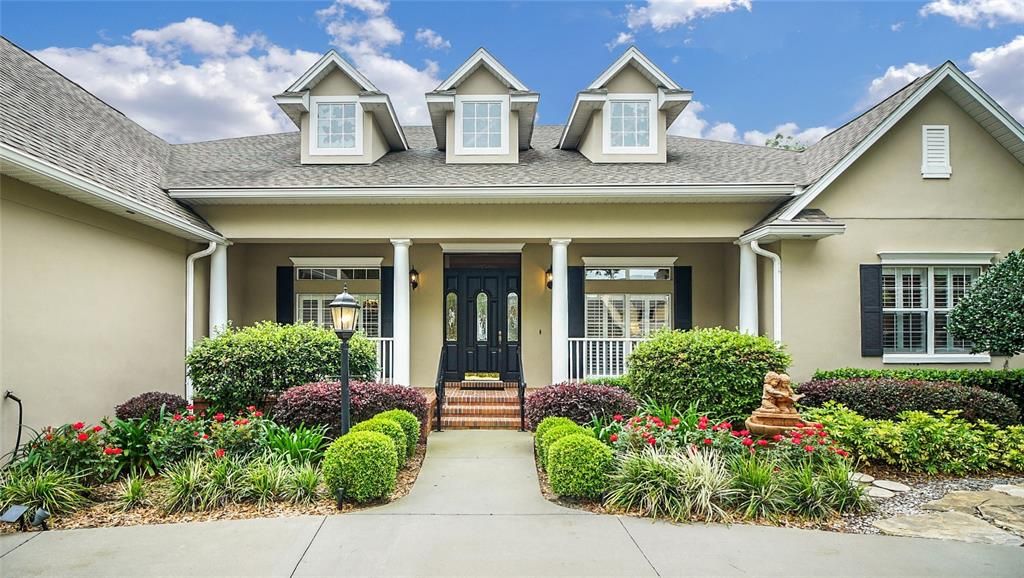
350, 417, 407, 465
322, 431, 398, 502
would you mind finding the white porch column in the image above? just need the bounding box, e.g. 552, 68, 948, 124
391, 239, 412, 386
738, 242, 759, 335
550, 239, 571, 383
209, 243, 228, 337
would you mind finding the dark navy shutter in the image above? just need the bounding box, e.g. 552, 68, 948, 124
275, 266, 295, 324
380, 266, 394, 338
568, 266, 585, 338
673, 266, 693, 330
860, 264, 883, 357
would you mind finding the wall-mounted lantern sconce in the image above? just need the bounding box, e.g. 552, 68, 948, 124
545, 268, 553, 289
410, 268, 420, 290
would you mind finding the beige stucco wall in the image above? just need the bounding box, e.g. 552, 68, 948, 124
578, 64, 667, 164
299, 69, 387, 165
782, 90, 1024, 380
1, 176, 195, 448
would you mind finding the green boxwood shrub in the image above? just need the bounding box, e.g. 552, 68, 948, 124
539, 424, 594, 469
186, 322, 378, 411
535, 416, 577, 442
350, 418, 407, 465
546, 434, 614, 499
626, 328, 791, 417
322, 431, 398, 502
813, 368, 1024, 423
374, 409, 420, 457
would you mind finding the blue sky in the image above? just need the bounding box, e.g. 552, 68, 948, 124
3, 0, 1021, 144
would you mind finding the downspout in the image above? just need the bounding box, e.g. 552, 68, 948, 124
750, 240, 782, 343
186, 242, 218, 401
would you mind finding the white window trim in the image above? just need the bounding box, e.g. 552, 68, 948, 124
921, 124, 951, 179
878, 252, 997, 266
602, 94, 658, 155
582, 257, 678, 267
454, 94, 510, 155
290, 257, 383, 267
880, 263, 990, 365
309, 95, 364, 156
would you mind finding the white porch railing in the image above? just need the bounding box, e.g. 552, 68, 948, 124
371, 337, 395, 384
568, 337, 647, 382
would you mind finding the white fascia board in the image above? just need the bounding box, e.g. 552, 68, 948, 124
169, 183, 797, 203
780, 63, 1024, 221
290, 257, 383, 267
877, 251, 999, 266
510, 93, 540, 106
1, 143, 225, 243
738, 222, 846, 245
883, 353, 991, 364
287, 50, 378, 93
588, 46, 680, 91
425, 93, 456, 106
582, 256, 678, 267
658, 88, 693, 108
439, 243, 525, 253
273, 93, 309, 108
436, 47, 529, 92
359, 93, 409, 150
558, 93, 607, 149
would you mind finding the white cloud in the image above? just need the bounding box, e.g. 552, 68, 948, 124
32, 19, 320, 143
706, 122, 739, 142
741, 122, 831, 147
890, 21, 904, 32
415, 28, 450, 50
857, 62, 932, 109
920, 0, 1024, 27
665, 101, 822, 146
968, 34, 1024, 121
317, 0, 442, 124
626, 0, 751, 32
606, 31, 635, 50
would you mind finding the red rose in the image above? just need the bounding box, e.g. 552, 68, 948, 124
738, 430, 750, 437
730, 430, 742, 437
804, 445, 815, 452
836, 449, 849, 457
813, 422, 824, 429
77, 433, 89, 442
202, 433, 209, 440
72, 422, 85, 431
609, 434, 618, 442
214, 448, 226, 458
92, 425, 103, 433
173, 414, 183, 422
670, 417, 680, 425
771, 434, 783, 442
741, 437, 754, 447
703, 438, 713, 445
213, 413, 225, 422
647, 437, 657, 446
186, 414, 196, 422
103, 447, 122, 455
253, 411, 264, 418
756, 439, 768, 446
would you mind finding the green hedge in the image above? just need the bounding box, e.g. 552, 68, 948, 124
374, 409, 420, 458
187, 322, 378, 411
539, 424, 594, 470
547, 434, 614, 499
350, 418, 407, 465
813, 368, 1024, 423
627, 328, 791, 417
322, 431, 397, 502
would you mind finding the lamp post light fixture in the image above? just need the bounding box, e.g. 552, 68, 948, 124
329, 285, 361, 436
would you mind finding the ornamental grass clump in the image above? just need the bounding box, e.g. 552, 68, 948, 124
546, 434, 614, 499
285, 463, 322, 504
117, 474, 149, 512
727, 453, 788, 520
350, 417, 407, 465
374, 409, 421, 458
0, 465, 90, 515
322, 431, 398, 502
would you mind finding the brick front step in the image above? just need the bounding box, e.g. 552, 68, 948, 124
445, 391, 519, 405
442, 403, 521, 417
441, 415, 522, 430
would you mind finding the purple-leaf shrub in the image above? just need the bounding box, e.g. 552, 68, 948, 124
273, 380, 428, 437
525, 382, 639, 430
115, 391, 188, 421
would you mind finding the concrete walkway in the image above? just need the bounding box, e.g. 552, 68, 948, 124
2, 431, 1023, 577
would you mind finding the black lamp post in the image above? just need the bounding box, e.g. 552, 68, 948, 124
329, 285, 361, 436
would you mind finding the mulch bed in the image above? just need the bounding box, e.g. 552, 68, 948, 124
3, 443, 427, 534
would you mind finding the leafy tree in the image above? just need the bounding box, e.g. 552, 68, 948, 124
948, 249, 1024, 368
764, 132, 807, 151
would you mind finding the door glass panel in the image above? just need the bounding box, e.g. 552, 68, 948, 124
507, 292, 519, 342
445, 292, 457, 342
476, 292, 488, 342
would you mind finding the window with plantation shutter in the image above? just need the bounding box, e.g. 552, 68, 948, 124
295, 293, 380, 337
921, 125, 951, 178
586, 294, 669, 338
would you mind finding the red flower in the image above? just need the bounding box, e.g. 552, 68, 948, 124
72, 421, 85, 431
730, 430, 743, 437
670, 417, 680, 425
614, 414, 624, 422
173, 414, 183, 422
214, 448, 226, 458
103, 447, 123, 455
92, 425, 103, 433
202, 433, 209, 440
185, 414, 196, 422
193, 432, 200, 437
253, 411, 264, 418
76, 433, 89, 442
818, 430, 828, 438
836, 449, 849, 457
804, 445, 815, 452
741, 437, 754, 447
771, 434, 783, 442
703, 438, 713, 445
44, 434, 54, 441
234, 418, 249, 426
738, 429, 750, 437
609, 434, 618, 443
186, 404, 194, 411
756, 439, 768, 446
697, 416, 709, 430
213, 413, 225, 422
813, 422, 824, 429
247, 405, 256, 412
795, 422, 805, 428
647, 437, 657, 446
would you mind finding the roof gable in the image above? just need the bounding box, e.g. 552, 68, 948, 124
589, 46, 680, 91
435, 48, 529, 92
285, 50, 378, 93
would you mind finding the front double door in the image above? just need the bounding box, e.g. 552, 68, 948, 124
443, 266, 521, 382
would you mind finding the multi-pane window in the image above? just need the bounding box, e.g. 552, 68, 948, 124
882, 266, 982, 355
586, 294, 670, 338
296, 293, 380, 338
296, 267, 380, 280
609, 101, 651, 148
461, 101, 502, 149
585, 267, 671, 281
316, 103, 357, 149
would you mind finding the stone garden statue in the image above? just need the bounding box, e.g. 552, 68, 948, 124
745, 371, 805, 436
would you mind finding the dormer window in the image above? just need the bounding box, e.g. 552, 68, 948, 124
605, 97, 655, 153
455, 96, 509, 155
310, 96, 362, 156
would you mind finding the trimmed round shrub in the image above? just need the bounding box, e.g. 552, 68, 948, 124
322, 431, 397, 502
539, 424, 594, 469
187, 322, 378, 411
375, 409, 420, 457
547, 434, 614, 499
525, 382, 638, 430
626, 328, 791, 417
273, 380, 428, 438
115, 391, 187, 420
350, 418, 407, 465
797, 378, 1020, 425
535, 416, 577, 444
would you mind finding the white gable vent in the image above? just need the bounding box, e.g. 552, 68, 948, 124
921, 125, 951, 178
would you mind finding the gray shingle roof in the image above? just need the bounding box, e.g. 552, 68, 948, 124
0, 37, 215, 233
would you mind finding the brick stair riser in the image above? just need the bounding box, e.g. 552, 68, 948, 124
445, 395, 519, 406
443, 404, 521, 417
442, 416, 521, 430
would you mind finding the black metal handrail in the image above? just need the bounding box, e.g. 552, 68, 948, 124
433, 345, 447, 432
516, 349, 527, 431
